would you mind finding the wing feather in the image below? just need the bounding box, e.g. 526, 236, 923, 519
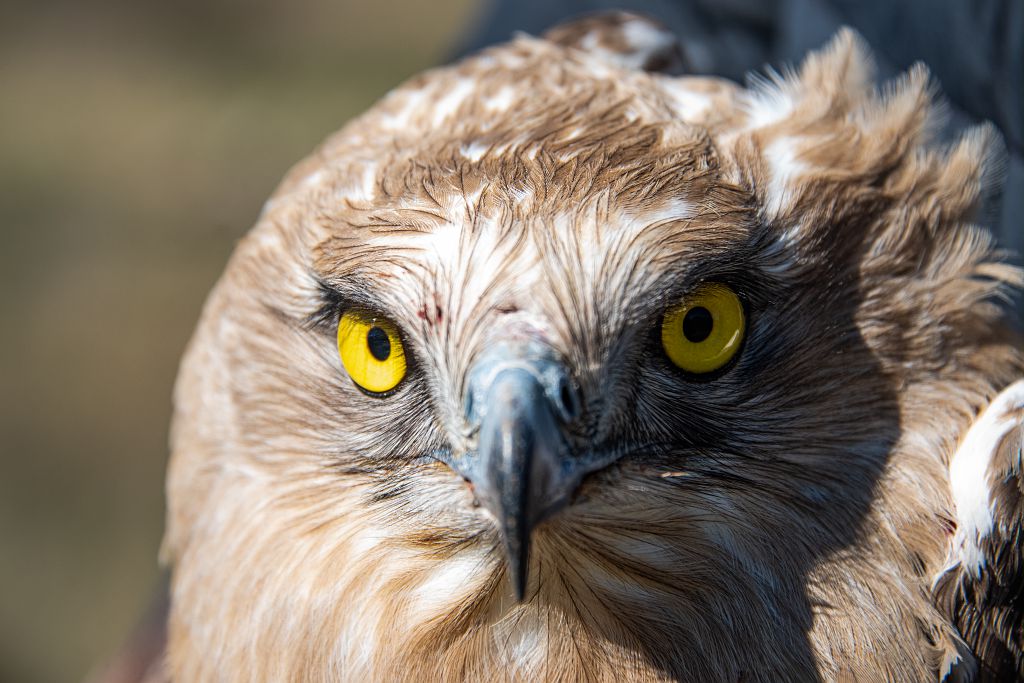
936, 380, 1024, 681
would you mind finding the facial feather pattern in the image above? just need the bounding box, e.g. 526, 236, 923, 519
162, 16, 1023, 683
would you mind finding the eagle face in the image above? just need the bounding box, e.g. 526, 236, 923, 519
163, 16, 1023, 683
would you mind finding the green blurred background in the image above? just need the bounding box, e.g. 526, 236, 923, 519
0, 1, 478, 680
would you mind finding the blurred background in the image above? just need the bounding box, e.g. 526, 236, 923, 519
2, 1, 1019, 681
0, 1, 478, 681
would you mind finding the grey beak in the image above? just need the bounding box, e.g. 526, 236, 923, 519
475, 367, 567, 599
455, 344, 581, 600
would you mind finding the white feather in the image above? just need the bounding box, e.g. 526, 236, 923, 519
949, 380, 1024, 574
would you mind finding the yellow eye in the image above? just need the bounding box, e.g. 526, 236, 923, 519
337, 311, 407, 394
661, 283, 745, 374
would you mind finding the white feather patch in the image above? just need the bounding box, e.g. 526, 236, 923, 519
460, 141, 490, 162
431, 79, 475, 127
493, 608, 546, 671
380, 87, 429, 130
659, 83, 712, 121
621, 18, 674, 55
744, 78, 795, 130
484, 86, 515, 113
949, 380, 1024, 574
763, 137, 806, 218
409, 552, 487, 620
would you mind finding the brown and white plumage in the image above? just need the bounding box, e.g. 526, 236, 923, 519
154, 14, 1023, 682
936, 381, 1024, 680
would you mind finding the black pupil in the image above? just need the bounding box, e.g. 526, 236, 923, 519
682, 306, 714, 343
366, 326, 391, 361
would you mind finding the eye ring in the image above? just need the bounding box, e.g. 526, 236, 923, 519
661, 283, 745, 375
337, 311, 407, 395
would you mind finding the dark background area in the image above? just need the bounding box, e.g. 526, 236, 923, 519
0, 1, 477, 681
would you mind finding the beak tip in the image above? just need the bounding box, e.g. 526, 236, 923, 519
503, 523, 531, 602
468, 360, 571, 605
512, 560, 528, 602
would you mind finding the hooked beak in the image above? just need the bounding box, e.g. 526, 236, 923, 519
449, 343, 581, 600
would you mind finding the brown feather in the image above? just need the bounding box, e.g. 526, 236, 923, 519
160, 19, 1023, 682
935, 393, 1024, 681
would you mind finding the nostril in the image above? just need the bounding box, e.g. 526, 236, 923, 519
557, 377, 580, 423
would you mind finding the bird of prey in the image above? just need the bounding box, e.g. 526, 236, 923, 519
148, 13, 1023, 683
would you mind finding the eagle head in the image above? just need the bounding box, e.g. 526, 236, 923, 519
162, 16, 1022, 682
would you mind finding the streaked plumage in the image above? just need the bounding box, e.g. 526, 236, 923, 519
151, 14, 1023, 682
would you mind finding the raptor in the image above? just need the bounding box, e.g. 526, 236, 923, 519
123, 14, 1024, 682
